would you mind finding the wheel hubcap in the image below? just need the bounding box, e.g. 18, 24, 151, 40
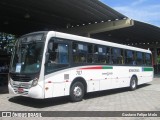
132, 80, 136, 88
73, 86, 82, 97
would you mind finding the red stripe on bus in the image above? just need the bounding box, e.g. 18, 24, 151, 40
79, 66, 102, 70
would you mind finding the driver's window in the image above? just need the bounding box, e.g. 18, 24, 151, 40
48, 42, 58, 64
46, 39, 69, 74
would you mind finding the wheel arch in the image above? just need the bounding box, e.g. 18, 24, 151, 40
70, 77, 87, 94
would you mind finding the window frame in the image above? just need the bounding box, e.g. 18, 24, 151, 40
45, 37, 71, 74
72, 41, 88, 64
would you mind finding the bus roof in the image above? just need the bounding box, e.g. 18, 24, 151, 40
51, 31, 151, 54
23, 31, 151, 54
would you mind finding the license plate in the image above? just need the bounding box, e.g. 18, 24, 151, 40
18, 88, 24, 93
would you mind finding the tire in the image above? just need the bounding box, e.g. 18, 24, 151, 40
70, 82, 84, 102
130, 76, 137, 91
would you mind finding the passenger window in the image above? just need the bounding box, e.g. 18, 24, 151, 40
111, 48, 123, 64
94, 45, 108, 64
73, 42, 87, 63
136, 52, 143, 65
87, 44, 94, 63
145, 53, 152, 66
125, 50, 135, 65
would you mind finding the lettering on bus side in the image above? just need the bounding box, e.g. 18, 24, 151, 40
102, 72, 113, 76
129, 69, 140, 72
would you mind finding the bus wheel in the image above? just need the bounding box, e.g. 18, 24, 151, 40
70, 82, 84, 102
130, 76, 137, 91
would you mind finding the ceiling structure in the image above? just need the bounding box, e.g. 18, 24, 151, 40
0, 0, 126, 35
0, 0, 160, 46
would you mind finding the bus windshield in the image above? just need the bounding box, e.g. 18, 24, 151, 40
11, 34, 44, 74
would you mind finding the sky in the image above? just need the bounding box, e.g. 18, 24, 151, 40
100, 0, 160, 27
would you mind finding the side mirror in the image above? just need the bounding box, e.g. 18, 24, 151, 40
45, 52, 49, 64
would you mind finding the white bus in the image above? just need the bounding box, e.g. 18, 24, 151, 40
8, 31, 153, 102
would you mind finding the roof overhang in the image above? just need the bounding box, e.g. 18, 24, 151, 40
61, 18, 134, 36
0, 0, 160, 47
0, 0, 126, 35
91, 20, 160, 47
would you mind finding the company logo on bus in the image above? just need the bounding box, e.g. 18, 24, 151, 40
129, 69, 140, 72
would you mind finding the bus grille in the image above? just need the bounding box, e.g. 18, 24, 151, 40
12, 83, 31, 89
10, 74, 32, 82
13, 88, 29, 95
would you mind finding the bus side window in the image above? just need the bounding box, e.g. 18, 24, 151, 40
87, 44, 93, 63
46, 40, 69, 73
93, 45, 108, 64
136, 52, 143, 65
125, 50, 135, 65
145, 53, 152, 66
48, 42, 58, 64
48, 42, 69, 64
58, 44, 69, 64
72, 42, 88, 63
111, 48, 123, 65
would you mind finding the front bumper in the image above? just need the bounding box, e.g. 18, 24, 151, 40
8, 83, 44, 99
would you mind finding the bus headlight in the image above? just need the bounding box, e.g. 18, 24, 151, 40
32, 79, 38, 87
